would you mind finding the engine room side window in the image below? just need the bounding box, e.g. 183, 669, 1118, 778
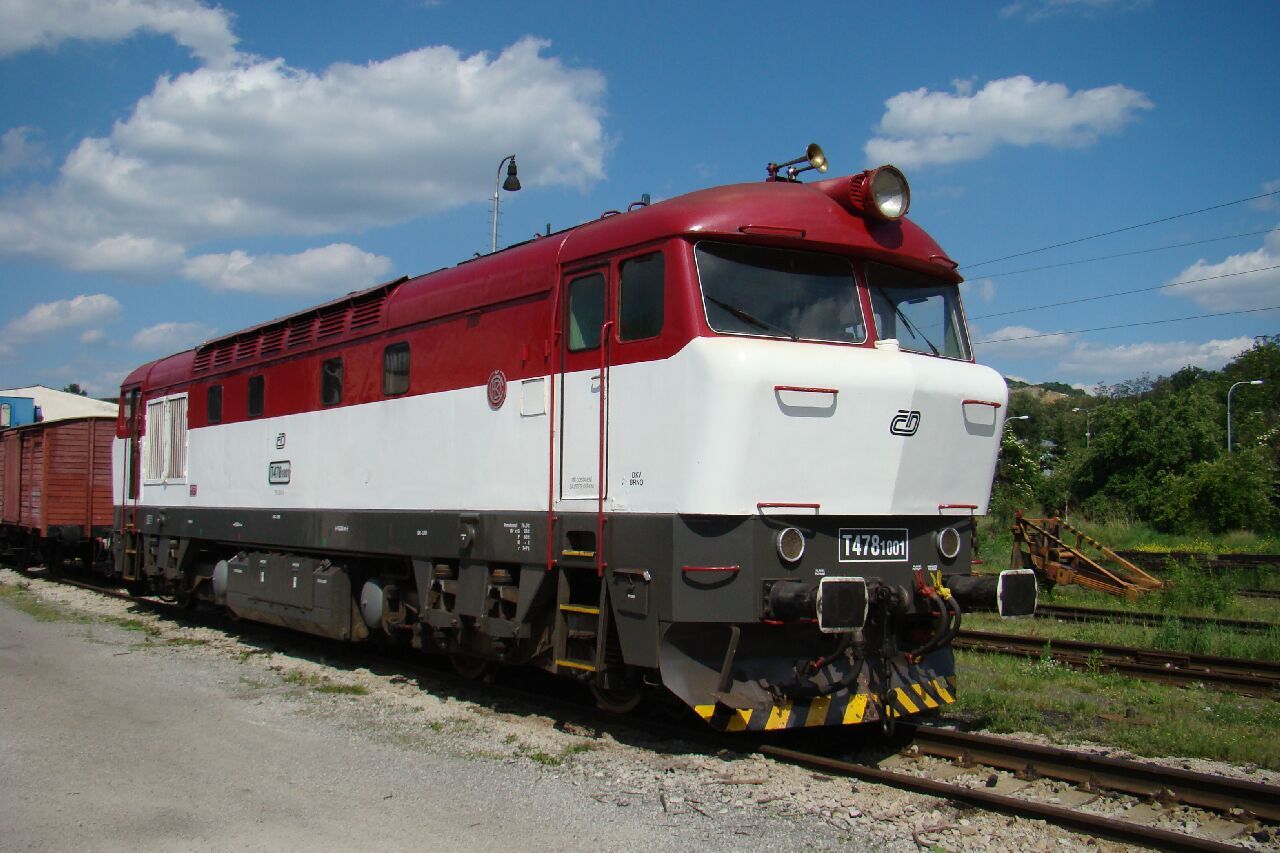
207, 385, 222, 424
247, 375, 264, 418
143, 394, 188, 482
694, 242, 865, 344
383, 343, 410, 395
567, 272, 605, 351
619, 252, 665, 341
321, 357, 343, 406
865, 262, 971, 360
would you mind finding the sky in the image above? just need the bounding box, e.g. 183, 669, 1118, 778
0, 0, 1277, 397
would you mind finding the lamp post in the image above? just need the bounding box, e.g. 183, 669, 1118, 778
1005, 414, 1030, 431
491, 155, 521, 253
1071, 406, 1091, 448
1227, 379, 1264, 451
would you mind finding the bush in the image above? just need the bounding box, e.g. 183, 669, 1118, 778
1156, 559, 1233, 614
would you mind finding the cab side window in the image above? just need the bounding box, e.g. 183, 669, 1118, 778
566, 272, 605, 351
619, 252, 664, 341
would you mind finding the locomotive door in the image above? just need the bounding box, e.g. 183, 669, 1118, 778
558, 267, 612, 504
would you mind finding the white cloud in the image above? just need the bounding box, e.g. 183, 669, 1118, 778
1163, 227, 1280, 311
1253, 179, 1280, 212
971, 324, 1073, 357
0, 126, 51, 173
0, 38, 607, 279
181, 243, 394, 297
4, 293, 121, 338
1001, 0, 1148, 21
961, 278, 996, 303
0, 0, 239, 66
79, 328, 105, 344
1058, 337, 1254, 378
132, 320, 215, 351
865, 76, 1152, 169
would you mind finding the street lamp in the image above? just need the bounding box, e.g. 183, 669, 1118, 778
1072, 406, 1091, 448
491, 154, 521, 253
1227, 379, 1264, 451
1005, 414, 1031, 429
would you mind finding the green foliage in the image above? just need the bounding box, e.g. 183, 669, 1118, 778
1004, 339, 1280, 535
989, 429, 1042, 519
1156, 559, 1233, 614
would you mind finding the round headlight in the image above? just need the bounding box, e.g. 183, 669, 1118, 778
937, 527, 962, 561
776, 527, 805, 563
868, 165, 910, 220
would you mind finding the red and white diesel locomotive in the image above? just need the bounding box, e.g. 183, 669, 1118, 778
107, 148, 1033, 731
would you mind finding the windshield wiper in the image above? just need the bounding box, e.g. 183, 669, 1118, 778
706, 296, 798, 341
873, 288, 940, 356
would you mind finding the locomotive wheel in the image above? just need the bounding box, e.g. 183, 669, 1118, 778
450, 653, 490, 681
590, 683, 643, 715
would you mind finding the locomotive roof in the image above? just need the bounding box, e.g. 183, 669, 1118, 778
123, 173, 960, 392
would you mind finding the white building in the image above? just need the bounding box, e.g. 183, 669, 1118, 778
0, 385, 118, 424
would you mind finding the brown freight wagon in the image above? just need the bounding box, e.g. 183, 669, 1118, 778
0, 416, 115, 568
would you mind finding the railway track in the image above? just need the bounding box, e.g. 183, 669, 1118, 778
954, 629, 1280, 696
765, 725, 1279, 851
1115, 550, 1280, 573
1034, 602, 1278, 635
10, 568, 1279, 850
1240, 587, 1280, 600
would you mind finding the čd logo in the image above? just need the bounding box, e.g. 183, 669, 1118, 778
890, 410, 921, 436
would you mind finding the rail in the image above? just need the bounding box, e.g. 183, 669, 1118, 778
954, 628, 1280, 696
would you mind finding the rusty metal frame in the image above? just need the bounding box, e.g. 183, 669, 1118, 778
1010, 511, 1163, 600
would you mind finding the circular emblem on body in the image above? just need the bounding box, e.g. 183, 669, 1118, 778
487, 370, 507, 409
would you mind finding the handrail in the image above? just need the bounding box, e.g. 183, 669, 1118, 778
775, 385, 838, 395
757, 502, 821, 513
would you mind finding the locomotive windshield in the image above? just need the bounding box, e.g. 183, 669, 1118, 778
866, 262, 971, 360
694, 242, 866, 344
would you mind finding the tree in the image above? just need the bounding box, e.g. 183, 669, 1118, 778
61, 383, 88, 397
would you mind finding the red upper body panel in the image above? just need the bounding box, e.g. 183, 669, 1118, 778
120, 174, 965, 426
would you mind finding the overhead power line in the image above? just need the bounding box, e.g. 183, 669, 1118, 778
962, 189, 1280, 271
971, 229, 1276, 280
973, 304, 1280, 345
969, 263, 1280, 321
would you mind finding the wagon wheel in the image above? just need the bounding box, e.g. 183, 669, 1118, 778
450, 653, 490, 681
590, 677, 643, 715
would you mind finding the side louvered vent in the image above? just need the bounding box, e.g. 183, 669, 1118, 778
235, 338, 259, 361
192, 349, 213, 373
317, 308, 347, 339
212, 345, 234, 368
288, 316, 314, 348
350, 294, 385, 330
260, 327, 285, 355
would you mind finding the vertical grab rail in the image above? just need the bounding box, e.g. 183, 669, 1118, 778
596, 320, 614, 578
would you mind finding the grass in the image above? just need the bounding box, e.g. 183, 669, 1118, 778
960, 517, 1280, 768
953, 650, 1280, 769
0, 579, 93, 624
281, 669, 368, 696
967, 610, 1280, 661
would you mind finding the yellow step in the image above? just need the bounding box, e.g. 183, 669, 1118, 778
559, 604, 600, 615
555, 658, 597, 673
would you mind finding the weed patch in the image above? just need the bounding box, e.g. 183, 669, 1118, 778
954, 651, 1280, 769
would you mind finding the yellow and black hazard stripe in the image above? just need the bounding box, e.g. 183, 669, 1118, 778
693, 676, 956, 732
